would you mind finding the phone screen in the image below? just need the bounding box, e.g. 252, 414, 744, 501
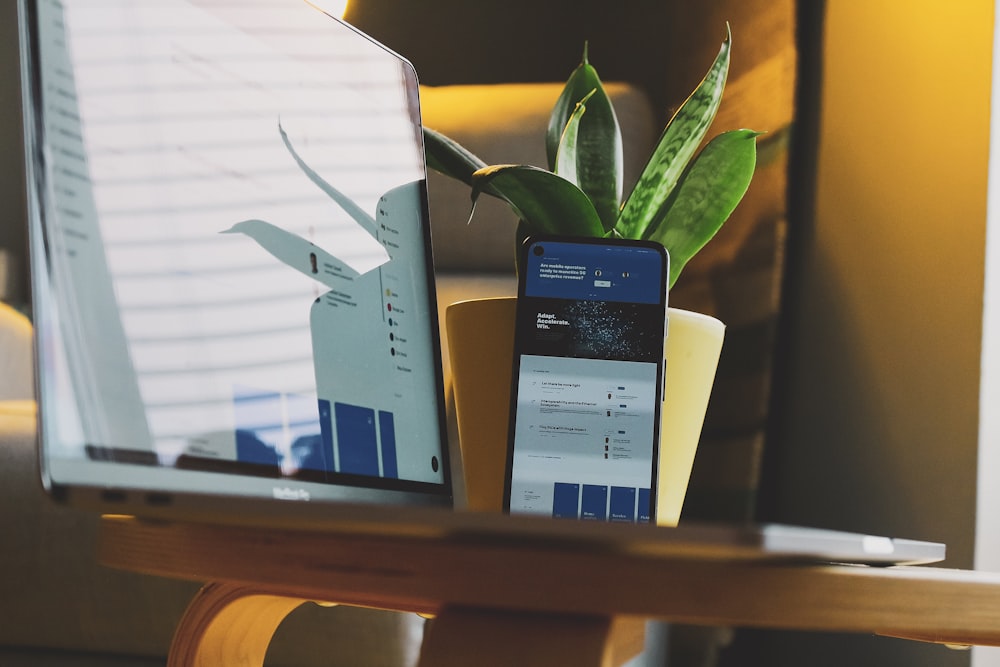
504, 236, 668, 522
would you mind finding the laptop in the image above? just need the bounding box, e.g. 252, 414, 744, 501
20, 0, 452, 515
19, 0, 945, 567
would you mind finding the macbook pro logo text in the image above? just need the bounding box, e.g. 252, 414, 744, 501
272, 486, 311, 501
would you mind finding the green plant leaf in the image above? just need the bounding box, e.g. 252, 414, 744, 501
546, 43, 623, 232
470, 164, 605, 238
553, 88, 596, 187
616, 25, 731, 240
423, 126, 488, 187
645, 129, 760, 287
546, 43, 596, 169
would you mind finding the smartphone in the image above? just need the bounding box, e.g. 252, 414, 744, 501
503, 235, 669, 523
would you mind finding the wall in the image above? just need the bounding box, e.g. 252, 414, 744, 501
771, 0, 990, 570
975, 2, 1000, 666
745, 1, 992, 665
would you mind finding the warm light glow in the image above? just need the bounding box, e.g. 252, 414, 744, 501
310, 0, 349, 18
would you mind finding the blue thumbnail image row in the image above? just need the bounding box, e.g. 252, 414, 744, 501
233, 389, 398, 478
322, 400, 399, 478
552, 482, 651, 522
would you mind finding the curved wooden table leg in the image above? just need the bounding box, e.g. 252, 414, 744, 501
167, 582, 309, 667
418, 607, 645, 667
168, 586, 644, 667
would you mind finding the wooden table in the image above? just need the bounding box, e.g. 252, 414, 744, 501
99, 506, 1000, 667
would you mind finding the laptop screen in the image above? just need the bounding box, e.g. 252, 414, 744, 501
20, 0, 452, 510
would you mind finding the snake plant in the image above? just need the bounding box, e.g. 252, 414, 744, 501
423, 26, 759, 288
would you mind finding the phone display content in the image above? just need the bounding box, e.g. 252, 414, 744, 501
506, 238, 668, 522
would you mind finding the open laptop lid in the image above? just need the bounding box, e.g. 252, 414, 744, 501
20, 0, 452, 514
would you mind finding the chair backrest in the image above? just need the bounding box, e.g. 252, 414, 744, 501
0, 302, 33, 401
349, 0, 798, 524
399, 0, 797, 528
667, 0, 797, 523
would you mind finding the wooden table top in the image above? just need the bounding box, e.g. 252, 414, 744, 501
98, 506, 1000, 647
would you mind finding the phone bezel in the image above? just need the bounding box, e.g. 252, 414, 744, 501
502, 234, 669, 523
